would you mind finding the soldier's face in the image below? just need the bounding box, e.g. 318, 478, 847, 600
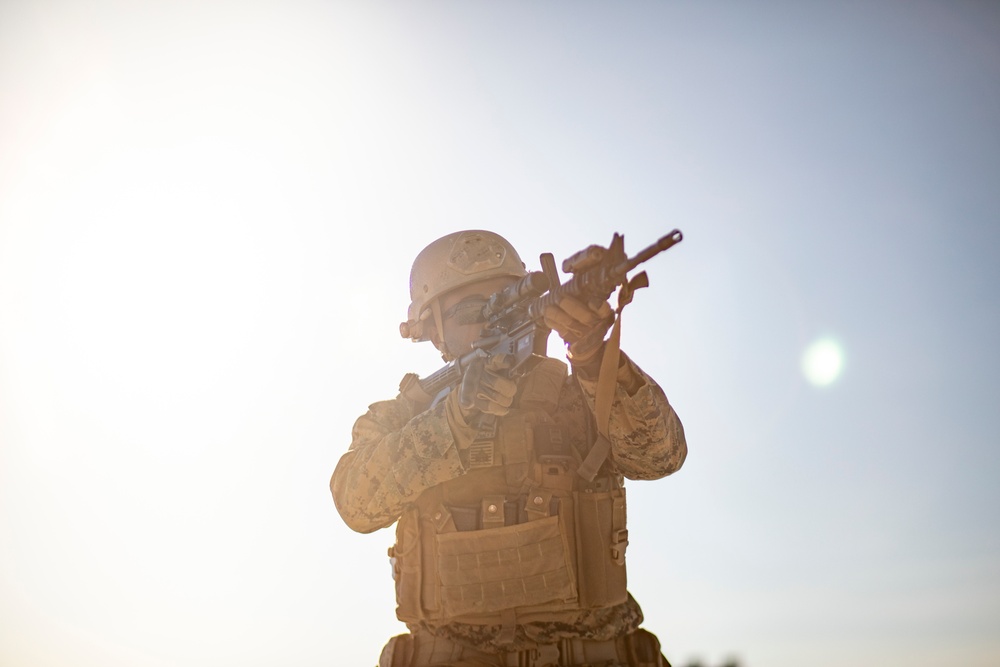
433, 276, 518, 360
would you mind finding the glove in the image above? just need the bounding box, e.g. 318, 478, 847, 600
542, 294, 615, 364
456, 353, 518, 418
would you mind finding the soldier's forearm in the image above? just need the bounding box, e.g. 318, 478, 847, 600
608, 384, 687, 480
332, 403, 470, 532
331, 446, 405, 532
573, 355, 687, 480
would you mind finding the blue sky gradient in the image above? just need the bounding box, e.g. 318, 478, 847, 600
1, 2, 997, 666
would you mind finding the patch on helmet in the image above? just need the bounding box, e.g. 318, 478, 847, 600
447, 232, 506, 275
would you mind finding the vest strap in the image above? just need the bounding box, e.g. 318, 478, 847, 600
576, 315, 622, 482
524, 488, 554, 522
481, 495, 506, 529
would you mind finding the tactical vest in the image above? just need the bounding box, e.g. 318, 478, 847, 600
389, 358, 629, 629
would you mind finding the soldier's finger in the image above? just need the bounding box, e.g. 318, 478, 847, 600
485, 353, 514, 372
478, 389, 513, 411
549, 323, 588, 342
482, 372, 518, 400
479, 399, 511, 416
542, 306, 586, 339
586, 296, 613, 319
475, 384, 514, 415
556, 296, 599, 325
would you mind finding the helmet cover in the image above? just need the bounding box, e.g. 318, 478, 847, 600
402, 230, 526, 340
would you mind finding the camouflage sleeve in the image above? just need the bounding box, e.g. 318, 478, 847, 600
330, 391, 468, 533
573, 352, 687, 480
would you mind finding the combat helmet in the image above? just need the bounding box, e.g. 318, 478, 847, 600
400, 230, 527, 342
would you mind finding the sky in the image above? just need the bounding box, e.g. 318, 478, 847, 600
0, 1, 998, 666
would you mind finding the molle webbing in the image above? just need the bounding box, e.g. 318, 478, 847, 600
435, 515, 576, 616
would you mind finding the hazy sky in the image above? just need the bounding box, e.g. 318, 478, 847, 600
1, 2, 998, 666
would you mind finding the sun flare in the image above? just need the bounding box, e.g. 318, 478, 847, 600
802, 337, 845, 387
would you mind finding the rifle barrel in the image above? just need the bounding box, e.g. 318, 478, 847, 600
623, 229, 683, 272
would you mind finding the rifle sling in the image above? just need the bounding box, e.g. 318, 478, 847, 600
577, 272, 648, 482
576, 309, 623, 482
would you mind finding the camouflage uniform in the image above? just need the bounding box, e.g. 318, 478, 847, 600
331, 350, 686, 665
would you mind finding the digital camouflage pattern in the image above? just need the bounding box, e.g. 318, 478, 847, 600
334, 396, 464, 533
330, 353, 686, 653
420, 592, 647, 653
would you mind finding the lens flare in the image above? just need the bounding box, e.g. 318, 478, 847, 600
802, 337, 845, 387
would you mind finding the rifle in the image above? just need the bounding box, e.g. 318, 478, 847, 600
413, 230, 683, 401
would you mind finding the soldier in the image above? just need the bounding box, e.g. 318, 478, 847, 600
331, 230, 687, 667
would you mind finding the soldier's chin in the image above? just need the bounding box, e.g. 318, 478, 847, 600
438, 339, 473, 363
434, 343, 457, 363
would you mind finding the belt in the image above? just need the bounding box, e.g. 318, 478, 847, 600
395, 633, 627, 667
503, 638, 621, 667
382, 629, 665, 667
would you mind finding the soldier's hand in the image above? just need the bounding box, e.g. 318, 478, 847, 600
457, 354, 517, 417
543, 295, 615, 363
